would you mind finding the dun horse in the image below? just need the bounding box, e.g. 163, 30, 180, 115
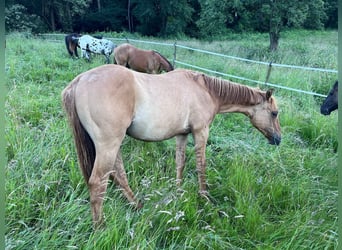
62, 64, 281, 226
321, 80, 338, 115
113, 43, 173, 73
65, 33, 81, 58
73, 35, 115, 64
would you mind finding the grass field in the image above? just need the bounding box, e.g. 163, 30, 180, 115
5, 30, 338, 249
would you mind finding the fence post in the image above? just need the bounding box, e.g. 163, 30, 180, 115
173, 40, 177, 68
265, 61, 273, 86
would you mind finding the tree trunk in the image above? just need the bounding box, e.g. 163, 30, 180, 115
268, 0, 281, 51
128, 0, 132, 32
50, 7, 56, 31
97, 0, 101, 11
269, 30, 279, 51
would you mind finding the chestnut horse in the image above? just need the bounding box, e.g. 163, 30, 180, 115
113, 43, 173, 73
65, 33, 81, 58
62, 64, 281, 226
320, 80, 338, 115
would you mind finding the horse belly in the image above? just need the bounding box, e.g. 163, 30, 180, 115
127, 105, 190, 141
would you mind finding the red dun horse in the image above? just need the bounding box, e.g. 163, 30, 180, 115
113, 43, 174, 73
62, 64, 281, 227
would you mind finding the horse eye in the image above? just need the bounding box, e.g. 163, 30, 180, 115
271, 111, 278, 118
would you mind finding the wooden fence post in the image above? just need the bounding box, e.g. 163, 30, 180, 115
265, 61, 273, 86
173, 40, 177, 68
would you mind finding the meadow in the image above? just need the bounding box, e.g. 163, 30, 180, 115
5, 30, 338, 249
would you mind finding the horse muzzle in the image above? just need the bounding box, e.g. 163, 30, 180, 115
320, 107, 331, 116
268, 133, 281, 146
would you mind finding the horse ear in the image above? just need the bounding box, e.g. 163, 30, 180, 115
266, 89, 274, 100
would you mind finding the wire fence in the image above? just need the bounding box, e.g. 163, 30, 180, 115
38, 33, 337, 98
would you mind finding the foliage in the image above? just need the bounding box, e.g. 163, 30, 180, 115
74, 3, 128, 32
131, 0, 194, 37
5, 0, 338, 37
5, 4, 47, 33
196, 0, 330, 50
5, 30, 337, 249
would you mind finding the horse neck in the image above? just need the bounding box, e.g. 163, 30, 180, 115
203, 75, 265, 115
156, 52, 173, 71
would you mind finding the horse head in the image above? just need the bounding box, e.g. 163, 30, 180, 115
321, 81, 338, 115
248, 89, 281, 145
154, 51, 174, 73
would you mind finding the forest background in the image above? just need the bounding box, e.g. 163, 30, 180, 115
5, 0, 338, 51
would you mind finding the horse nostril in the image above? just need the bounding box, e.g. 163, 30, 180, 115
269, 134, 281, 145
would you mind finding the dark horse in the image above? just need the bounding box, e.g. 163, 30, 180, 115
65, 33, 82, 58
321, 80, 338, 115
62, 64, 281, 227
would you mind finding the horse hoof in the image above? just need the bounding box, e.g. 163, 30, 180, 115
199, 190, 210, 201
93, 218, 106, 230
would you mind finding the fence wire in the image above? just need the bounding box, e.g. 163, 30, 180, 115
38, 33, 337, 97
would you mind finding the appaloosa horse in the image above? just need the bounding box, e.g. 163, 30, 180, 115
73, 35, 115, 64
113, 43, 173, 73
62, 64, 281, 227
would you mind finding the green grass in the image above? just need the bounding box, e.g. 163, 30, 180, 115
5, 30, 337, 249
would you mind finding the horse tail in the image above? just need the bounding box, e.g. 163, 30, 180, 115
62, 79, 95, 184
154, 51, 174, 71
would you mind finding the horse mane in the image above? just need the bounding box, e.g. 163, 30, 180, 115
153, 50, 174, 70
202, 74, 265, 105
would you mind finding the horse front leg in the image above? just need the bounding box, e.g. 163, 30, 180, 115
175, 134, 188, 186
86, 51, 91, 62
193, 127, 209, 198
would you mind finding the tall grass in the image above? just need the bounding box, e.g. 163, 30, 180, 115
5, 30, 337, 249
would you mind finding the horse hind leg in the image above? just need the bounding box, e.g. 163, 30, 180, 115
192, 127, 210, 199
175, 135, 188, 186
110, 150, 142, 209
104, 54, 110, 64
88, 142, 122, 227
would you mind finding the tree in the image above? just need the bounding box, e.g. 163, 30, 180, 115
6, 0, 91, 32
40, 0, 91, 31
324, 0, 338, 28
196, 0, 330, 50
131, 0, 194, 37
196, 0, 229, 38
259, 0, 325, 51
5, 4, 47, 33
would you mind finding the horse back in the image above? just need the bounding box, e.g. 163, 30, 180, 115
129, 69, 217, 137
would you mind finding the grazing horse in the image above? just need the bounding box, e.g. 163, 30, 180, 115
62, 64, 281, 226
65, 33, 81, 58
73, 35, 115, 64
113, 43, 173, 74
321, 80, 338, 115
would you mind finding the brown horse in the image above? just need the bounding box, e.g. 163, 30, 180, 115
62, 64, 281, 227
113, 43, 174, 73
